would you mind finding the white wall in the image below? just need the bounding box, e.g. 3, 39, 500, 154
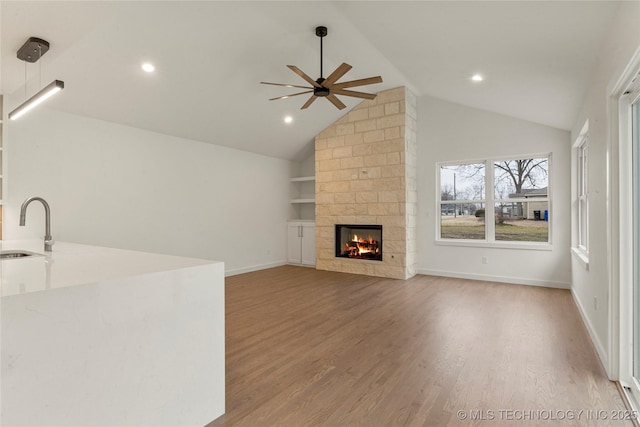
570, 1, 640, 377
3, 107, 291, 275
417, 95, 572, 288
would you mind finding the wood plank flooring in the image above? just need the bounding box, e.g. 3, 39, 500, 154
208, 266, 631, 426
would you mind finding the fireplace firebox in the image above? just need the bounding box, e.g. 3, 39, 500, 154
335, 224, 382, 261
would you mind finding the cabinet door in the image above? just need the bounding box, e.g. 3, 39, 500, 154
300, 223, 316, 266
287, 223, 302, 264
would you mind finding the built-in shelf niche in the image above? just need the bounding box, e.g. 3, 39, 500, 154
290, 175, 315, 220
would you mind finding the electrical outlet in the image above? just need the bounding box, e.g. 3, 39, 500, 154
593, 296, 598, 311
482, 256, 488, 265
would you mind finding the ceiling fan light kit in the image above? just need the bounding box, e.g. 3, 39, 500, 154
261, 26, 382, 110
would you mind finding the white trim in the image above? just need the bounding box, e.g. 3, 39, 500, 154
607, 108, 620, 380
435, 239, 552, 251
437, 151, 553, 167
609, 46, 640, 96
572, 121, 590, 148
486, 159, 496, 242
571, 247, 590, 270
225, 260, 287, 277
618, 90, 634, 384
417, 268, 570, 289
622, 383, 640, 415
572, 288, 611, 377
574, 131, 589, 253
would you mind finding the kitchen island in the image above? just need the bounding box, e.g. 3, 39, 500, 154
1, 240, 225, 426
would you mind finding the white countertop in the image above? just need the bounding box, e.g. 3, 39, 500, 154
0, 240, 222, 297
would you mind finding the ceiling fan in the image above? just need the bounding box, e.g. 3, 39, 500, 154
260, 26, 383, 110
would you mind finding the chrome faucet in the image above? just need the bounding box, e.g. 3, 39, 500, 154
19, 196, 54, 252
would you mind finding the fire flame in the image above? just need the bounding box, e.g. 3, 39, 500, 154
344, 234, 379, 256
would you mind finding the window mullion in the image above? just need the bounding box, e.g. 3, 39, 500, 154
436, 165, 442, 240
486, 159, 495, 242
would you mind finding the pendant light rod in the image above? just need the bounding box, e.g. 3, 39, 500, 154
9, 80, 64, 120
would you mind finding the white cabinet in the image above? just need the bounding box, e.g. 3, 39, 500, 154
300, 224, 316, 266
287, 221, 315, 266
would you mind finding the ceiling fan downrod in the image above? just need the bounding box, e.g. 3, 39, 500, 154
316, 26, 327, 82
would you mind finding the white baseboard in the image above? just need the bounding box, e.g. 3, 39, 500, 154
225, 260, 287, 277
571, 288, 610, 376
416, 268, 570, 289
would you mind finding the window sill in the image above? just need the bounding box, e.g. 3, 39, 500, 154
571, 247, 589, 270
435, 239, 552, 251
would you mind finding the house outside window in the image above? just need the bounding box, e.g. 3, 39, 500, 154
438, 154, 551, 247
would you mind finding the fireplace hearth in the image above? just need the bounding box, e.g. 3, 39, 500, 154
335, 224, 382, 261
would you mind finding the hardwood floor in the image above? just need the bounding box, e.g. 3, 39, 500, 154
208, 266, 631, 426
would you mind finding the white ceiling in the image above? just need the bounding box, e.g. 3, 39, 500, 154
1, 1, 621, 160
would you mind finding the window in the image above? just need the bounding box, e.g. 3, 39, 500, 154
576, 137, 589, 254
439, 163, 486, 240
438, 154, 551, 246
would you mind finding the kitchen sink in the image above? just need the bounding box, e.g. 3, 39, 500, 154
0, 250, 44, 259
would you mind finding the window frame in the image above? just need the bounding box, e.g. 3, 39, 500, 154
436, 152, 553, 251
577, 137, 589, 255
571, 127, 589, 266
438, 161, 487, 241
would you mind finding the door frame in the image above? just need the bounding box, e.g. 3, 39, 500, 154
613, 48, 640, 404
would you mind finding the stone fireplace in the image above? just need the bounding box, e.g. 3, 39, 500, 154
315, 87, 417, 279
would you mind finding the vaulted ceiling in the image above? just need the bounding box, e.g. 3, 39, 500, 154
1, 1, 621, 160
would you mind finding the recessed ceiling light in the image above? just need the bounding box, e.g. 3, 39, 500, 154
471, 74, 483, 82
141, 63, 155, 73
284, 116, 293, 124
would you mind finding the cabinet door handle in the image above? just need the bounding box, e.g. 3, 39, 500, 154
298, 226, 301, 238
300, 226, 304, 238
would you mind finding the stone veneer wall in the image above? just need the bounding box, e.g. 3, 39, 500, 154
315, 87, 417, 279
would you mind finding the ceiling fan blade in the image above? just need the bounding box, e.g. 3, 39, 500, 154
287, 65, 321, 88
331, 88, 377, 100
323, 63, 352, 87
301, 95, 318, 109
260, 82, 313, 90
326, 94, 347, 110
269, 90, 314, 101
332, 76, 383, 89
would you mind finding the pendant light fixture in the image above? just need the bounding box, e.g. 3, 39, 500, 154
8, 37, 65, 120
